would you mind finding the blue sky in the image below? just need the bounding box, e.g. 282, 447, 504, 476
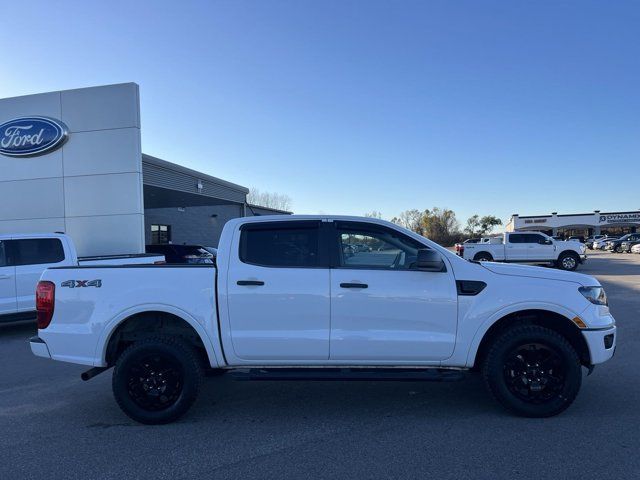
2, 1, 638, 225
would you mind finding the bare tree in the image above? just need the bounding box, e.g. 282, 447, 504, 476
391, 209, 424, 235
363, 211, 383, 219
248, 188, 292, 211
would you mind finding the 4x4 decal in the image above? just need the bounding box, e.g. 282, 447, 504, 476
61, 280, 102, 288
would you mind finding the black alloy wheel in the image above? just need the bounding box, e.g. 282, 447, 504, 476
125, 353, 184, 411
503, 343, 565, 404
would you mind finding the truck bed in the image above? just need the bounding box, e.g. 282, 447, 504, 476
38, 264, 220, 367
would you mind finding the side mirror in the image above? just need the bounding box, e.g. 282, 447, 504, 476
539, 239, 552, 245
416, 249, 446, 272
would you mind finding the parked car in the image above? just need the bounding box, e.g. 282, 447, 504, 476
460, 231, 587, 271
594, 237, 618, 250
609, 233, 640, 253
0, 233, 164, 324
584, 235, 606, 250
620, 238, 640, 253
631, 244, 640, 254
31, 215, 616, 424
146, 244, 214, 264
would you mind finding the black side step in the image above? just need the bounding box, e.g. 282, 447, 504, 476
229, 368, 466, 382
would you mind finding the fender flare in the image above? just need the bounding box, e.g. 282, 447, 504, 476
94, 303, 222, 368
464, 301, 580, 367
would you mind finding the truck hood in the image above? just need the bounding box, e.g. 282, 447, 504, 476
480, 262, 598, 286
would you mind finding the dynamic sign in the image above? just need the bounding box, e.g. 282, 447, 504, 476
599, 213, 640, 224
0, 117, 69, 157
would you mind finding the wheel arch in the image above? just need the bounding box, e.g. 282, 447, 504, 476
96, 305, 222, 368
469, 308, 591, 370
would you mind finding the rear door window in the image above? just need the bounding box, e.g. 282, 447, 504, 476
11, 239, 65, 266
240, 222, 321, 268
508, 234, 526, 244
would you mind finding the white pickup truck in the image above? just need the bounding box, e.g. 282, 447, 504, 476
30, 216, 616, 424
0, 233, 163, 323
460, 231, 587, 271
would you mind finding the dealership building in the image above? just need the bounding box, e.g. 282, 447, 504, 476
0, 83, 288, 257
506, 211, 640, 237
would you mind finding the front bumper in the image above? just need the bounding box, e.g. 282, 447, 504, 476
582, 326, 616, 365
29, 336, 51, 359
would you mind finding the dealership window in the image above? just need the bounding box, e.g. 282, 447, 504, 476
151, 225, 171, 244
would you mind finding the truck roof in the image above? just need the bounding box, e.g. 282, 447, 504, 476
0, 232, 69, 240
231, 214, 406, 229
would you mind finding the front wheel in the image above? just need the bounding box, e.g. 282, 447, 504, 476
112, 336, 204, 424
557, 252, 579, 271
482, 325, 582, 417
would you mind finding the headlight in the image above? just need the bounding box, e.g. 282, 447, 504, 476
579, 286, 608, 306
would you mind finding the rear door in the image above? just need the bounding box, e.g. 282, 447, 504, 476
11, 238, 66, 312
225, 221, 331, 361
328, 221, 458, 362
0, 240, 17, 316
505, 233, 529, 260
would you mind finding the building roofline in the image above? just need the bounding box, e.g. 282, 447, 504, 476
246, 203, 292, 215
0, 82, 139, 102
142, 153, 249, 194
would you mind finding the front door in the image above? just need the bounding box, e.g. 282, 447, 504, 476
328, 221, 458, 362
225, 221, 330, 361
0, 240, 17, 317
525, 233, 556, 261
505, 233, 529, 260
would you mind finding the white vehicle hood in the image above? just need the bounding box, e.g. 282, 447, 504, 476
480, 262, 598, 286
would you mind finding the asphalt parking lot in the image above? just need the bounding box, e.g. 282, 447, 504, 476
1, 250, 639, 480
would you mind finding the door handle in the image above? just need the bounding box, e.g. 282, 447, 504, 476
237, 280, 265, 286
0, 275, 10, 280
340, 282, 368, 289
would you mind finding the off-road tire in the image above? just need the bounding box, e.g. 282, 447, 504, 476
482, 325, 582, 417
112, 335, 204, 425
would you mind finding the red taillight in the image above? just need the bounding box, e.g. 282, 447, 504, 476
36, 281, 55, 329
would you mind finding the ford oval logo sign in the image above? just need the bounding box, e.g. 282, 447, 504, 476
0, 116, 69, 157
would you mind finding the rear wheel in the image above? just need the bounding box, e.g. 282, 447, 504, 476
557, 252, 579, 271
482, 325, 582, 417
474, 252, 493, 262
112, 336, 203, 424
